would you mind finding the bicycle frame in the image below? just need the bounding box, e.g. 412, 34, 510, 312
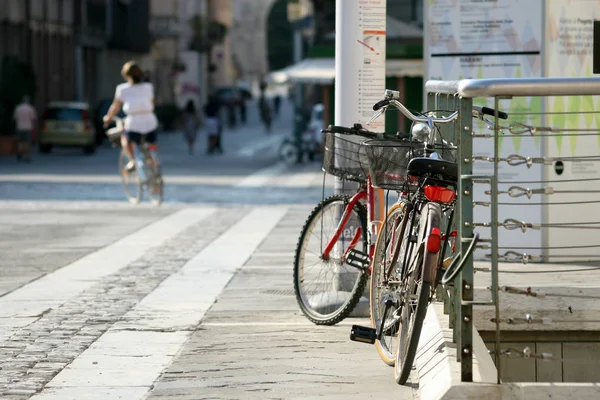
321, 176, 381, 273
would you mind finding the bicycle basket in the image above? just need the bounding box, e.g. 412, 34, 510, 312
322, 131, 369, 183
363, 138, 424, 191
105, 126, 123, 147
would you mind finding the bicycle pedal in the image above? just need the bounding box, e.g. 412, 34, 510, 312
346, 249, 370, 271
350, 325, 377, 344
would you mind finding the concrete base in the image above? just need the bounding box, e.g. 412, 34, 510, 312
415, 303, 600, 399
415, 303, 498, 400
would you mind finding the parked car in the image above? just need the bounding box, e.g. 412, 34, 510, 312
94, 98, 125, 145
39, 102, 96, 154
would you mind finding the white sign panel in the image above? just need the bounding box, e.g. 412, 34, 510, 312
425, 0, 544, 257
544, 0, 600, 261
357, 0, 387, 131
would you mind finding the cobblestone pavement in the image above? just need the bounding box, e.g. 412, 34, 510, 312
0, 209, 245, 398
145, 207, 417, 400
0, 101, 414, 399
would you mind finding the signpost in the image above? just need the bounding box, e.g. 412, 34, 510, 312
334, 0, 386, 314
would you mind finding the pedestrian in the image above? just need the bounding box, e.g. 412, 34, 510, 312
226, 103, 237, 129
13, 95, 37, 163
203, 94, 222, 154
182, 100, 200, 155
239, 98, 247, 125
273, 94, 281, 118
259, 96, 272, 133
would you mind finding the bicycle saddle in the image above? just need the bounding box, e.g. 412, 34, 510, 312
407, 157, 458, 182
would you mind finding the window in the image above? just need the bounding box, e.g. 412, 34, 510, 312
29, 0, 44, 20
47, 0, 60, 22
8, 0, 25, 22
45, 107, 84, 121
62, 0, 73, 24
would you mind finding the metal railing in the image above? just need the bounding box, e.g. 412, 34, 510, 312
426, 77, 600, 384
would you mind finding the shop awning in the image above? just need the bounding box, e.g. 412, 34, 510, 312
268, 57, 423, 85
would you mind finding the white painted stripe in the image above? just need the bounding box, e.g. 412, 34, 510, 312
202, 321, 363, 327
0, 208, 216, 328
236, 162, 288, 187
33, 207, 288, 400
237, 134, 284, 157
0, 174, 241, 185
275, 164, 324, 187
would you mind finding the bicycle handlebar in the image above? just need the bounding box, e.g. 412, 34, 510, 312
324, 123, 384, 139
473, 106, 508, 120
372, 99, 390, 111
375, 90, 509, 124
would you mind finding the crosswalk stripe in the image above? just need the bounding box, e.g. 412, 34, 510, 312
32, 207, 289, 400
0, 208, 216, 331
236, 162, 288, 187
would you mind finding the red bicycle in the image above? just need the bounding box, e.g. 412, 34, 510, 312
293, 124, 407, 325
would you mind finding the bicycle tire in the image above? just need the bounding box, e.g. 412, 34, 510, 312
394, 202, 442, 385
293, 194, 368, 325
119, 150, 142, 204
370, 202, 406, 366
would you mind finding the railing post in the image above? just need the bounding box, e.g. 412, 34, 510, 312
458, 95, 474, 382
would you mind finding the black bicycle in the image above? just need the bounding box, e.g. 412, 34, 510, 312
350, 90, 508, 385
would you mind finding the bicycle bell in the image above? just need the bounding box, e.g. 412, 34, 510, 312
411, 122, 431, 142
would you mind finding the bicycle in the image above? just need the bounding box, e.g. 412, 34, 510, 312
105, 117, 164, 205
349, 90, 507, 384
293, 122, 407, 325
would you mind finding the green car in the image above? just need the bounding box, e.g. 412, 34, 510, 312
39, 102, 96, 154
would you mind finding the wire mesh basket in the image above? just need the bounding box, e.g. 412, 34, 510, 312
363, 138, 425, 190
322, 131, 369, 183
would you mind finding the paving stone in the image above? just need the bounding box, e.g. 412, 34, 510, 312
0, 208, 245, 394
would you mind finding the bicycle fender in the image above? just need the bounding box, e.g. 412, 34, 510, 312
422, 203, 443, 284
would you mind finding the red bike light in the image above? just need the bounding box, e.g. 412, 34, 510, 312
424, 185, 455, 204
427, 227, 442, 253
147, 144, 159, 151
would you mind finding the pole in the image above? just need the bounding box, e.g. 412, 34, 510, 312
334, 0, 359, 196
293, 28, 304, 163
333, 0, 386, 315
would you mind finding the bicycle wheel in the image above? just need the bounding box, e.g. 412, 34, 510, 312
147, 164, 163, 206
119, 150, 142, 204
394, 202, 441, 385
370, 202, 407, 366
294, 194, 368, 325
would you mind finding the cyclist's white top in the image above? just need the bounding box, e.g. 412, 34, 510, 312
115, 82, 158, 134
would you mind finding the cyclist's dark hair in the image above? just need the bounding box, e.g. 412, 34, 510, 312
121, 61, 145, 84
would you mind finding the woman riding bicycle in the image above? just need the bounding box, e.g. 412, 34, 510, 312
103, 61, 158, 171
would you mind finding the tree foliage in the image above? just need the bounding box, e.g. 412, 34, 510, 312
310, 0, 335, 43
267, 0, 294, 71
189, 15, 229, 53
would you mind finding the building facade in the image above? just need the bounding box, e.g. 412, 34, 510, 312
230, 0, 274, 89
0, 0, 76, 115
0, 0, 152, 124
148, 0, 179, 104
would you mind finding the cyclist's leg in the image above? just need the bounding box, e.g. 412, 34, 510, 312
122, 132, 142, 170
144, 132, 159, 168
